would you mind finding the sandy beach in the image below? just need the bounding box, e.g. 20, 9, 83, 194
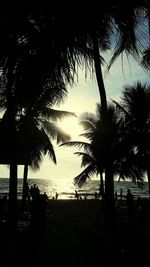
0, 199, 150, 266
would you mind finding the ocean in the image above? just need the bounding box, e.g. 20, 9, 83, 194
0, 178, 149, 200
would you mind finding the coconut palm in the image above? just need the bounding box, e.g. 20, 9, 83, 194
20, 105, 74, 210
0, 3, 148, 105
0, 2, 149, 229
61, 103, 144, 224
113, 81, 150, 196
59, 104, 106, 198
61, 140, 105, 202
0, 64, 74, 229
18, 3, 149, 228
81, 3, 149, 224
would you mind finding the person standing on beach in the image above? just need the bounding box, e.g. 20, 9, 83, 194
75, 190, 79, 200
55, 192, 58, 200
98, 184, 102, 198
25, 182, 30, 201
126, 189, 134, 215
114, 191, 117, 200
120, 189, 123, 200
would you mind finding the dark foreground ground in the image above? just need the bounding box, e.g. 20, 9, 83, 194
0, 199, 150, 266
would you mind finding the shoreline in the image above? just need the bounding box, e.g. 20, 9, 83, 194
0, 179, 149, 200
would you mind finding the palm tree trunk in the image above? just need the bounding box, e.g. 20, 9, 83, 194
21, 164, 29, 211
147, 168, 150, 198
92, 31, 107, 114
100, 171, 104, 197
104, 166, 115, 228
7, 109, 18, 232
92, 32, 115, 226
8, 163, 18, 232
100, 171, 105, 210
6, 55, 18, 232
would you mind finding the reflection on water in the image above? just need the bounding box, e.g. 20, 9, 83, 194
0, 178, 149, 199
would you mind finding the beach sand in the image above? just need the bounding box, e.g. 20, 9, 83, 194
0, 199, 150, 266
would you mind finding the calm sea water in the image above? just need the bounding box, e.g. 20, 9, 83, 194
0, 178, 149, 199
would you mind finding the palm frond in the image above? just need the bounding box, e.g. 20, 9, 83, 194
39, 121, 71, 143
38, 108, 76, 121
74, 164, 97, 187
46, 141, 57, 164
33, 127, 57, 164
118, 167, 144, 185
141, 48, 150, 70
60, 141, 90, 151
56, 128, 71, 144
74, 152, 95, 167
79, 132, 94, 140
111, 99, 133, 122
38, 128, 56, 162
106, 5, 147, 72
79, 112, 97, 132
29, 150, 44, 170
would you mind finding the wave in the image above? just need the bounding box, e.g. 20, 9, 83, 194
0, 178, 149, 200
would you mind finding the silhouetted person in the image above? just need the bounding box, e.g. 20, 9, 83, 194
43, 192, 48, 201
0, 196, 7, 222
126, 189, 134, 215
98, 184, 103, 198
114, 192, 119, 208
75, 190, 79, 200
30, 184, 40, 201
25, 182, 30, 201
120, 189, 123, 200
114, 191, 118, 200
95, 192, 98, 199
55, 192, 58, 200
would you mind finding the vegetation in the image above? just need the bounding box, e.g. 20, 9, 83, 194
114, 82, 150, 196
61, 102, 145, 226
0, 54, 74, 229
0, 3, 149, 230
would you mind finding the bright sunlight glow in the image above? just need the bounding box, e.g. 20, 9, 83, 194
57, 116, 84, 141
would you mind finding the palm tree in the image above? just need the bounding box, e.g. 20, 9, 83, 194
0, 62, 74, 229
0, 3, 148, 105
91, 2, 149, 216
0, 2, 149, 229
17, 3, 150, 227
34, 3, 149, 226
83, 4, 149, 224
114, 81, 150, 196
61, 103, 143, 225
61, 141, 105, 204
19, 106, 74, 210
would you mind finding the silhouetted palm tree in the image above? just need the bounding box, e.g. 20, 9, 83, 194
114, 81, 150, 196
61, 140, 105, 202
17, 3, 149, 228
89, 104, 122, 224
0, 63, 73, 229
86, 4, 149, 225
20, 105, 73, 210
0, 2, 149, 229
61, 103, 144, 225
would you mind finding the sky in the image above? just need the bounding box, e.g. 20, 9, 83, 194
0, 53, 149, 181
